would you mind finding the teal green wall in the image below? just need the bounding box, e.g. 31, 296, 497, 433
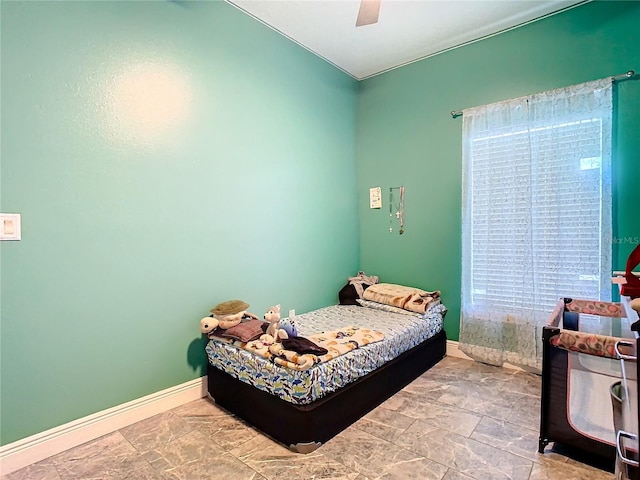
0, 1, 358, 444
356, 1, 640, 341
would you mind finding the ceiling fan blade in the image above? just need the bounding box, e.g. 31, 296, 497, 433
356, 0, 381, 27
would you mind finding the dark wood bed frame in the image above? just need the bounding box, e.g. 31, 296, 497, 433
207, 328, 447, 453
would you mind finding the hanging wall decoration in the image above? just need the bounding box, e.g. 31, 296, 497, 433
389, 186, 405, 235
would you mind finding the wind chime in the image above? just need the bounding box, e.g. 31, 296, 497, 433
389, 186, 405, 235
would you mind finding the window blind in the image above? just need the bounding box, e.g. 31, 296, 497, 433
469, 117, 606, 313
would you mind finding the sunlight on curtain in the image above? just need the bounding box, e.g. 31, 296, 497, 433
459, 78, 613, 373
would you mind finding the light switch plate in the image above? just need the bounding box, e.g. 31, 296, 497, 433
1, 213, 21, 241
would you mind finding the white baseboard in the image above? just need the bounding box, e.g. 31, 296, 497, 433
0, 376, 207, 476
446, 339, 473, 360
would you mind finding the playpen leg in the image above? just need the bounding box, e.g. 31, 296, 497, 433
538, 438, 549, 453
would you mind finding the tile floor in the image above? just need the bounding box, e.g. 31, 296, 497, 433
2, 356, 614, 480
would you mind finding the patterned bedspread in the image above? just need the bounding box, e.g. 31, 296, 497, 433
205, 303, 446, 405
210, 326, 385, 371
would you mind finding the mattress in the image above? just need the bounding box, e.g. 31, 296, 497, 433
205, 303, 445, 405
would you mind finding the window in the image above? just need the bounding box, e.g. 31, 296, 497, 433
459, 79, 612, 370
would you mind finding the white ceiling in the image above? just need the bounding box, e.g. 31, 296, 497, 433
227, 0, 587, 80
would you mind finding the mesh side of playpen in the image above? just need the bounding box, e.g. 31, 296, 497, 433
567, 350, 621, 445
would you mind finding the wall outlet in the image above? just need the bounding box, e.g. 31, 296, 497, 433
288, 309, 295, 318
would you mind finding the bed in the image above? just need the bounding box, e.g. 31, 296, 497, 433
539, 297, 634, 470
205, 300, 447, 453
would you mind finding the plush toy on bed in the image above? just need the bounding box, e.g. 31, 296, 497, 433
279, 316, 298, 337
259, 304, 289, 344
200, 299, 258, 335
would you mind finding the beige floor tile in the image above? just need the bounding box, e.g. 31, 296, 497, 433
442, 469, 475, 480
319, 427, 448, 480
529, 461, 614, 480
352, 404, 416, 443
160, 452, 265, 480
2, 461, 61, 480
382, 392, 482, 437
4, 356, 617, 480
470, 416, 564, 465
50, 432, 162, 480
120, 412, 192, 454
231, 434, 359, 480
397, 425, 533, 480
172, 396, 262, 450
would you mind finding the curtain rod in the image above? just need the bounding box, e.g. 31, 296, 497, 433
450, 70, 636, 119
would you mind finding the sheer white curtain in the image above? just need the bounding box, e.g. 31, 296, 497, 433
459, 78, 613, 372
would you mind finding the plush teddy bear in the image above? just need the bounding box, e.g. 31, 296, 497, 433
259, 304, 289, 344
200, 299, 258, 334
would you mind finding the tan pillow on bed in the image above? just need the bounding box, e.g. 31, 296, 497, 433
220, 320, 266, 342
356, 299, 421, 316
363, 283, 440, 314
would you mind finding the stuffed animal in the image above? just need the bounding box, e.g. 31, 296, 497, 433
279, 316, 298, 337
259, 304, 289, 344
200, 299, 258, 334
200, 316, 218, 334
